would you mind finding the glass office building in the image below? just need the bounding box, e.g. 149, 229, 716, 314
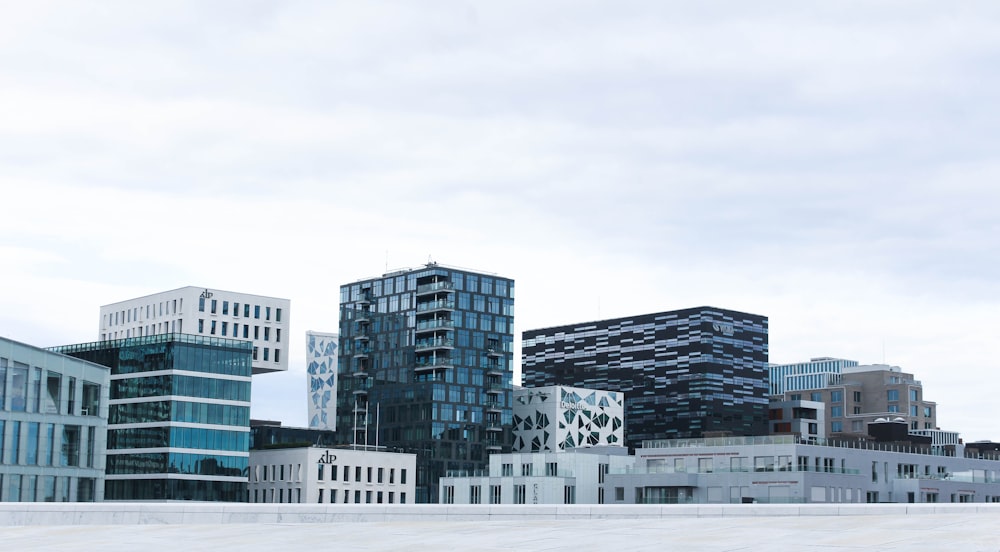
337, 263, 515, 503
54, 333, 252, 501
522, 307, 769, 447
1, 336, 109, 502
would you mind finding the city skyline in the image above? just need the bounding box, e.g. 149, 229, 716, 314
2, 3, 999, 441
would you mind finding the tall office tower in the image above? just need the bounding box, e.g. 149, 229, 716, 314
54, 334, 252, 501
336, 262, 515, 503
768, 357, 860, 396
775, 363, 938, 436
522, 307, 769, 447
99, 286, 290, 374
306, 331, 339, 430
2, 336, 110, 502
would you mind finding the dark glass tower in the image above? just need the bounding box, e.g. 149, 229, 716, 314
54, 334, 252, 501
336, 263, 514, 503
521, 307, 768, 448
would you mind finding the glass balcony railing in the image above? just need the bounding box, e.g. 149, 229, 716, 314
415, 319, 454, 331
416, 281, 455, 295
415, 338, 454, 350
416, 300, 455, 312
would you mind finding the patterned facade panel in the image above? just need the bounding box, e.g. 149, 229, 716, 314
306, 331, 338, 430
513, 386, 624, 452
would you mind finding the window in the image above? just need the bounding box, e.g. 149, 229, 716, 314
266, 307, 271, 320
276, 308, 282, 322
234, 303, 240, 317
254, 326, 260, 340
564, 486, 576, 504
910, 405, 918, 416
546, 462, 558, 476
521, 463, 532, 476
831, 406, 843, 417
790, 394, 801, 401
244, 304, 251, 317
263, 348, 269, 361
211, 299, 217, 314
276, 329, 282, 343
615, 487, 625, 501
470, 486, 481, 504
243, 326, 249, 339
400, 469, 407, 484
223, 301, 229, 315
274, 349, 280, 363
698, 458, 713, 473
830, 390, 843, 403
888, 405, 899, 413
443, 486, 454, 504
924, 406, 933, 417
853, 391, 862, 402
198, 319, 204, 333
255, 305, 261, 319
853, 406, 862, 415
514, 485, 526, 504
887, 390, 899, 401
253, 347, 258, 361
210, 321, 216, 335
264, 327, 270, 341
355, 466, 362, 482
831, 421, 843, 432
501, 463, 513, 476
909, 389, 919, 401
377, 468, 384, 483
318, 464, 324, 481
318, 489, 324, 503
810, 392, 822, 402
490, 485, 501, 504
199, 297, 205, 312
367, 467, 373, 482
221, 322, 228, 336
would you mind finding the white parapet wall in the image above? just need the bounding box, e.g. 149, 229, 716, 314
1, 503, 999, 526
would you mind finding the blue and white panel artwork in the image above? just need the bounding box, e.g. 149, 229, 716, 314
306, 331, 339, 430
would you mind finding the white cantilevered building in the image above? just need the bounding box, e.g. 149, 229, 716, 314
99, 286, 290, 374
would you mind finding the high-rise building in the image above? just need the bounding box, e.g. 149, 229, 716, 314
522, 307, 769, 447
776, 363, 938, 436
336, 262, 515, 503
54, 334, 252, 501
306, 331, 339, 430
99, 286, 290, 374
1, 336, 109, 502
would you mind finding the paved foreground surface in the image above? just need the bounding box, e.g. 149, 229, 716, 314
4, 513, 1000, 551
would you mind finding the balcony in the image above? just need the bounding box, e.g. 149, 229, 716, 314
354, 312, 371, 324
352, 388, 368, 397
352, 368, 368, 378
353, 348, 370, 359
485, 382, 504, 394
485, 362, 503, 376
353, 334, 369, 343
484, 400, 502, 412
415, 319, 454, 333
415, 338, 454, 352
416, 281, 455, 296
416, 300, 455, 313
485, 421, 503, 432
486, 347, 503, 357
485, 442, 502, 452
414, 357, 454, 373
356, 291, 373, 305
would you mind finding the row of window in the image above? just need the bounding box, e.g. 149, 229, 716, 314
499, 462, 561, 477
0, 474, 97, 502
441, 484, 575, 504
108, 299, 182, 327
0, 421, 96, 468
0, 360, 103, 416
197, 320, 282, 343
106, 452, 248, 477
111, 375, 251, 402
109, 400, 249, 426
107, 426, 250, 452
248, 487, 407, 504
199, 298, 282, 323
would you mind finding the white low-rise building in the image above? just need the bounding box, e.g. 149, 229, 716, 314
249, 446, 416, 505
439, 447, 633, 504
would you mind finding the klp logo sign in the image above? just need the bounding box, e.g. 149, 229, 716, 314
318, 451, 338, 464
712, 322, 735, 336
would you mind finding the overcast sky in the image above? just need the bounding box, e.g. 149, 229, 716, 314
2, 1, 999, 440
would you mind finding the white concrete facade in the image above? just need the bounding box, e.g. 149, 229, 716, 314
249, 446, 416, 505
605, 435, 1000, 505
99, 286, 290, 374
513, 386, 624, 452
439, 447, 633, 504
